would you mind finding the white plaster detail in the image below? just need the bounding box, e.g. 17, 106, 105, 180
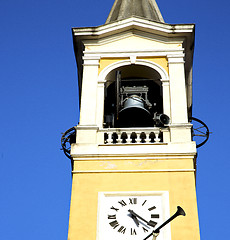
76, 125, 99, 130
130, 55, 137, 64
84, 49, 184, 58
83, 56, 101, 60
72, 169, 195, 173
72, 153, 195, 161
73, 17, 194, 38
161, 79, 170, 86
83, 59, 100, 66
167, 54, 185, 64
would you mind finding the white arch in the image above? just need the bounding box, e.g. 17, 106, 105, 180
98, 59, 169, 82
96, 58, 171, 127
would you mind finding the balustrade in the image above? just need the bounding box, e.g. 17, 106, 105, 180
101, 128, 163, 144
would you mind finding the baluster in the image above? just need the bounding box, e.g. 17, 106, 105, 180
136, 132, 141, 143
145, 132, 151, 143
154, 132, 161, 142
117, 132, 122, 144
107, 132, 113, 144
126, 132, 132, 143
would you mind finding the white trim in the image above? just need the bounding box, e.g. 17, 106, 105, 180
83, 56, 101, 60
130, 55, 137, 64
169, 123, 192, 128
73, 17, 195, 37
167, 58, 185, 64
84, 49, 184, 57
76, 125, 99, 130
83, 59, 100, 66
71, 153, 196, 160
98, 190, 169, 196
72, 169, 195, 174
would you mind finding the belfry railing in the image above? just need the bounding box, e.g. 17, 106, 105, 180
100, 128, 166, 144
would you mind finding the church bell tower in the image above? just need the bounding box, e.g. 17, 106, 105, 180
62, 1, 205, 240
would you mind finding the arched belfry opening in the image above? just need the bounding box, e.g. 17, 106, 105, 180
104, 64, 165, 128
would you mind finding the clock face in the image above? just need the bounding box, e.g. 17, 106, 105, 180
97, 192, 170, 240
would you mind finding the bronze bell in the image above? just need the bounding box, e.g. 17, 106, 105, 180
118, 95, 152, 127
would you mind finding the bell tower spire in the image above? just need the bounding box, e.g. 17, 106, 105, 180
106, 0, 164, 23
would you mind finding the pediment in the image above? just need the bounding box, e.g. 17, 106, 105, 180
83, 31, 183, 52
73, 17, 194, 40
73, 17, 194, 55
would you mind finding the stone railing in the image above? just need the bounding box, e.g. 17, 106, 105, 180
100, 128, 164, 144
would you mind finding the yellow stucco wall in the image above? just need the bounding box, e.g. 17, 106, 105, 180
73, 158, 193, 172
98, 57, 168, 75
137, 57, 169, 74
98, 58, 129, 74
68, 157, 200, 240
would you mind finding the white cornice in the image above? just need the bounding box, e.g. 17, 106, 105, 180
81, 49, 184, 61
72, 169, 195, 174
71, 152, 196, 160
72, 17, 195, 39
84, 48, 184, 55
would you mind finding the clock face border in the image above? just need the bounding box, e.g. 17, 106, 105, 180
96, 191, 171, 240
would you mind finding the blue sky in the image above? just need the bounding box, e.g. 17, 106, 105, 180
0, 0, 229, 239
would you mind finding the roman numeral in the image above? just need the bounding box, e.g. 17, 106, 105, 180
151, 214, 160, 218
142, 200, 147, 206
109, 220, 119, 229
143, 227, 149, 233
110, 206, 119, 212
148, 206, 156, 211
108, 214, 116, 219
148, 220, 157, 227
129, 198, 137, 204
118, 226, 126, 234
118, 200, 127, 207
131, 228, 137, 235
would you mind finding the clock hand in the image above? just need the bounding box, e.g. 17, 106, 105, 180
143, 206, 186, 240
130, 214, 139, 226
128, 210, 156, 227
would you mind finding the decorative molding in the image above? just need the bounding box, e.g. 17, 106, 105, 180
73, 17, 195, 38
97, 80, 106, 84
83, 59, 100, 66
130, 55, 137, 64
72, 153, 196, 161
83, 56, 101, 60
72, 169, 195, 174
167, 54, 185, 64
84, 49, 184, 58
76, 125, 99, 130
161, 78, 170, 86
169, 123, 192, 129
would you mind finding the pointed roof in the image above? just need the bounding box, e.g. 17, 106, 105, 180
106, 0, 164, 24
